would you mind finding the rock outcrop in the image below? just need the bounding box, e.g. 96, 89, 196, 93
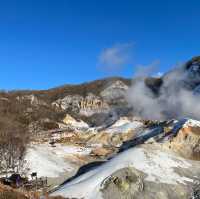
101, 165, 198, 199
166, 119, 200, 160
52, 93, 110, 116
51, 80, 130, 118
62, 114, 88, 128
100, 80, 129, 104
79, 93, 109, 116
101, 167, 144, 199
52, 94, 83, 113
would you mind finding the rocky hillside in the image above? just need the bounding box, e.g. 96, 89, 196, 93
0, 77, 131, 135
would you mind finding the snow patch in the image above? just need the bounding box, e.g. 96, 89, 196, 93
183, 119, 200, 128
25, 143, 91, 178
106, 119, 143, 133
51, 146, 192, 199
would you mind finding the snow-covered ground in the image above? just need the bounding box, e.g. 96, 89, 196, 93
51, 146, 193, 199
25, 143, 91, 178
105, 119, 143, 133
25, 118, 143, 179
183, 118, 200, 128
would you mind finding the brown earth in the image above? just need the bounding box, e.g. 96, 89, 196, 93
166, 125, 200, 160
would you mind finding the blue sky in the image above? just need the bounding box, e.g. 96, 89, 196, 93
0, 0, 200, 90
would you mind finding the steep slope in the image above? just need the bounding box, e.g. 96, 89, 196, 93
51, 145, 199, 199
51, 119, 200, 199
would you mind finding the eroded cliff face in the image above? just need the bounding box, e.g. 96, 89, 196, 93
52, 80, 129, 117
100, 80, 129, 104
52, 94, 83, 112
79, 93, 110, 116
52, 93, 109, 116
165, 119, 200, 160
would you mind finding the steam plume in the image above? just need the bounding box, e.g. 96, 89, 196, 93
127, 60, 200, 120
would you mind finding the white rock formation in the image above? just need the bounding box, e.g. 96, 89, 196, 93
100, 80, 129, 103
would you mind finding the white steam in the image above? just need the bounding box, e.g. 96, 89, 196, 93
127, 62, 200, 120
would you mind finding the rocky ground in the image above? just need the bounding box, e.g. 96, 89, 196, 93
24, 116, 145, 189
50, 118, 200, 199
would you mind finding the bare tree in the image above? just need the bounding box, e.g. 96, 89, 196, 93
0, 117, 29, 177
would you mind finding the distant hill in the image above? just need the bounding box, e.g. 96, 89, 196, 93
1, 55, 200, 134
0, 77, 132, 133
